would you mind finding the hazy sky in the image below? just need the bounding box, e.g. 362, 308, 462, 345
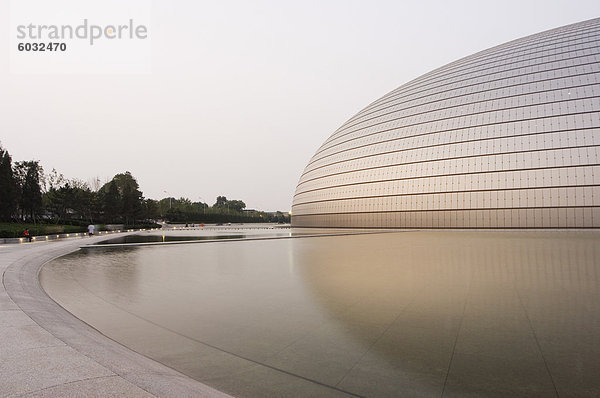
1, 0, 599, 210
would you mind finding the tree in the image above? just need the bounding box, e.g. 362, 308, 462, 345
98, 171, 144, 224
227, 200, 246, 212
46, 168, 65, 191
14, 161, 44, 221
143, 199, 160, 220
109, 171, 140, 193
101, 181, 121, 222
44, 185, 67, 222
194, 201, 208, 213
0, 145, 17, 220
121, 182, 143, 226
66, 180, 95, 222
213, 196, 245, 212
43, 180, 96, 223
214, 196, 228, 207
158, 197, 172, 217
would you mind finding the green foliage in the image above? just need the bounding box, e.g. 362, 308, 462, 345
98, 172, 144, 225
143, 199, 160, 220
0, 145, 18, 221
100, 181, 121, 222
165, 209, 255, 224
0, 143, 290, 231
227, 200, 246, 212
124, 222, 162, 230
164, 206, 289, 224
213, 196, 246, 212
214, 195, 227, 207
157, 195, 287, 224
44, 181, 95, 223
103, 171, 140, 192
14, 160, 44, 221
121, 182, 143, 225
0, 222, 88, 238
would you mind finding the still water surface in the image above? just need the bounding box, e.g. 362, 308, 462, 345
41, 230, 600, 397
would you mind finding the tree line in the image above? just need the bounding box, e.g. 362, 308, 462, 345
0, 144, 289, 226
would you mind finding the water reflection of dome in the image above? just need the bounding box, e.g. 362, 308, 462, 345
292, 18, 600, 228
296, 231, 600, 395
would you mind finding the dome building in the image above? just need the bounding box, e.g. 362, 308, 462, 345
292, 18, 600, 228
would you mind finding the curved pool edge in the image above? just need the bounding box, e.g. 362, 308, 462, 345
81, 229, 400, 248
1, 237, 231, 397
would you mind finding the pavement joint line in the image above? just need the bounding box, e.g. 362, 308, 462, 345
440, 284, 471, 397
7, 374, 120, 398
515, 288, 560, 398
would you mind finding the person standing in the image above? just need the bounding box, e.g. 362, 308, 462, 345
87, 224, 95, 236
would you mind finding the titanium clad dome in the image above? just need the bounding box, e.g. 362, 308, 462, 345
292, 18, 600, 228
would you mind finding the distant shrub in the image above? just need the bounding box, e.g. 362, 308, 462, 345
0, 223, 87, 238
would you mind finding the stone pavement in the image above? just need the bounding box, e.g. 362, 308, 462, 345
0, 237, 231, 397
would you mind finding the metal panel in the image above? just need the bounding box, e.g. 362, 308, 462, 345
292, 18, 600, 228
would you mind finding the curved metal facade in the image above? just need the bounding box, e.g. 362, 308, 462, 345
292, 18, 600, 228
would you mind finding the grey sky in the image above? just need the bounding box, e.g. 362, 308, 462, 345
1, 0, 599, 211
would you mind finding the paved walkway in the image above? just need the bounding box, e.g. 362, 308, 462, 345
0, 237, 231, 397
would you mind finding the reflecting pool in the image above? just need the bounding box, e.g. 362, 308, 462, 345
41, 230, 600, 397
